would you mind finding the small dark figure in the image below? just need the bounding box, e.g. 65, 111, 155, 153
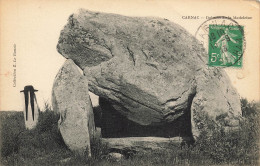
20, 86, 39, 129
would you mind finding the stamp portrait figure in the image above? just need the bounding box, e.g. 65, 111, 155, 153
215, 28, 238, 65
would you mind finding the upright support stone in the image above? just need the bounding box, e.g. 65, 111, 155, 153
52, 59, 95, 157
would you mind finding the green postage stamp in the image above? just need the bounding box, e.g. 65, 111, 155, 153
208, 25, 244, 67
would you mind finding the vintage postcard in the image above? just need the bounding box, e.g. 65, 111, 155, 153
0, 0, 259, 165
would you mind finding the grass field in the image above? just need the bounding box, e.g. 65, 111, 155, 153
0, 99, 259, 166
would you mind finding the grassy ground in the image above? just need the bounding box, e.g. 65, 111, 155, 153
0, 99, 259, 166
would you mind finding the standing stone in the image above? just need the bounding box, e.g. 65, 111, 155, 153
52, 59, 95, 157
191, 70, 242, 139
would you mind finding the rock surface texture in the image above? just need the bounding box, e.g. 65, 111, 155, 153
52, 59, 95, 156
102, 137, 183, 153
57, 9, 242, 139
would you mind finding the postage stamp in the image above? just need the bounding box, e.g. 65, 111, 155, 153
195, 16, 246, 68
208, 25, 244, 67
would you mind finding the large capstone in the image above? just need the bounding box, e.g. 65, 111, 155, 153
52, 59, 95, 156
57, 9, 242, 139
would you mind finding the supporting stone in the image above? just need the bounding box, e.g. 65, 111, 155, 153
52, 59, 95, 157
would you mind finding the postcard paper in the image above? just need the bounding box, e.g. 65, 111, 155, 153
0, 0, 259, 165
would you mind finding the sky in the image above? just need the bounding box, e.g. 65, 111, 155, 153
0, 0, 259, 111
